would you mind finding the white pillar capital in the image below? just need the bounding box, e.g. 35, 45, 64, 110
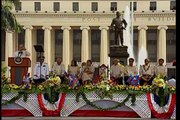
61, 26, 71, 30
42, 26, 52, 30
99, 26, 109, 30
138, 26, 148, 30
23, 25, 33, 30
6, 29, 14, 33
80, 26, 90, 30
157, 26, 168, 30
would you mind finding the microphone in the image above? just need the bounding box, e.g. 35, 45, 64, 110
18, 51, 23, 57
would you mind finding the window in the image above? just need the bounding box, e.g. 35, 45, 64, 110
147, 29, 157, 62
36, 29, 44, 61
18, 29, 25, 45
55, 30, 63, 60
73, 30, 82, 62
130, 2, 137, 11
109, 30, 115, 46
150, 1, 156, 10
110, 2, 117, 11
34, 2, 41, 11
53, 2, 60, 11
170, 0, 176, 10
133, 29, 138, 62
92, 2, 98, 11
73, 2, 79, 11
15, 2, 21, 11
166, 29, 176, 62
91, 30, 101, 62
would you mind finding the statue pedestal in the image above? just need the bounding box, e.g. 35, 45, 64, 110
108, 45, 129, 65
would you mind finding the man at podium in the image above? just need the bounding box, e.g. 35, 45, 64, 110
14, 44, 30, 57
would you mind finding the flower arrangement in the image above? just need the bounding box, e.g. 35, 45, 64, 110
39, 76, 61, 103
151, 74, 175, 107
1, 66, 176, 107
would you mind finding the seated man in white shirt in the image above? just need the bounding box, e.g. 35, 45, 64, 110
14, 44, 30, 57
125, 58, 138, 85
52, 57, 66, 84
33, 56, 49, 84
110, 58, 124, 85
139, 58, 154, 85
154, 58, 167, 79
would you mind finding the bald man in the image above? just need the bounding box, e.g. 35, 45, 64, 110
14, 44, 30, 57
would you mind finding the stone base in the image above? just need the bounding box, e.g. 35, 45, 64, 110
109, 45, 129, 65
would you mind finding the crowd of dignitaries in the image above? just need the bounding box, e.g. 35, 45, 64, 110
32, 56, 168, 86
15, 44, 169, 86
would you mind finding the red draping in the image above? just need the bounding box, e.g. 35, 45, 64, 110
2, 109, 33, 116
147, 93, 176, 119
37, 93, 66, 116
71, 110, 140, 117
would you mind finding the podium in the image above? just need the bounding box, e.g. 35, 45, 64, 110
8, 57, 31, 85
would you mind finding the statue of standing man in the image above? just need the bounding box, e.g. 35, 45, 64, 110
110, 11, 127, 46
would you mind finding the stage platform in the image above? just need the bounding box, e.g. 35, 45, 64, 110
2, 92, 176, 119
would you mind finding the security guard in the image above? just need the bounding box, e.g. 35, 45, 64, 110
33, 56, 49, 84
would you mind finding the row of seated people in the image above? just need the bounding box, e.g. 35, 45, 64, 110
32, 56, 168, 86
110, 58, 167, 86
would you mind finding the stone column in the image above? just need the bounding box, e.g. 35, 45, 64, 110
23, 26, 33, 75
42, 26, 52, 69
5, 30, 14, 76
99, 26, 109, 65
137, 26, 148, 52
157, 26, 168, 64
80, 26, 90, 62
61, 26, 71, 70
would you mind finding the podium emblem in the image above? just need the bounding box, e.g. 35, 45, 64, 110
14, 56, 23, 64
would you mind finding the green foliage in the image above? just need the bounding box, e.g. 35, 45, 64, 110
76, 92, 133, 111
1, 83, 176, 106
1, 0, 22, 32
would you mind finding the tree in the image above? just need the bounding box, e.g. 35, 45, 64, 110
1, 0, 22, 32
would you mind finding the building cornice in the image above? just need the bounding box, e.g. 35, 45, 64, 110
20, 0, 172, 1
14, 12, 175, 18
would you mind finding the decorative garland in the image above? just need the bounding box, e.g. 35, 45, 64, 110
76, 92, 135, 111
147, 93, 176, 119
38, 93, 66, 116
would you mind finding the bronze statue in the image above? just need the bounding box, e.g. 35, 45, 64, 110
110, 11, 127, 46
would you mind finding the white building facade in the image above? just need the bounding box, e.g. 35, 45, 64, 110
1, 0, 176, 76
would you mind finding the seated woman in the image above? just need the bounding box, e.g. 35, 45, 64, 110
67, 59, 80, 85
82, 60, 95, 85
93, 64, 108, 84
139, 58, 154, 86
